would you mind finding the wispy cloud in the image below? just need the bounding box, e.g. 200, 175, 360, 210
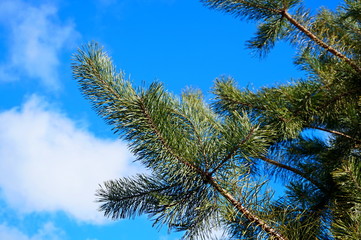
0, 0, 79, 90
0, 222, 64, 240
0, 95, 139, 224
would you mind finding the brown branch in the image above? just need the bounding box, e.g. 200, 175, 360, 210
309, 126, 361, 144
206, 174, 288, 240
258, 156, 327, 193
281, 10, 361, 74
221, 2, 361, 72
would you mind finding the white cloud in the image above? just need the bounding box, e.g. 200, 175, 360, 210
0, 222, 64, 240
0, 0, 79, 89
0, 95, 139, 224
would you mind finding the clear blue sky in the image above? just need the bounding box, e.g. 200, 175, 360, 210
0, 0, 339, 239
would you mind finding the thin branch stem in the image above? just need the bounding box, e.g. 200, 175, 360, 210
207, 1, 361, 72
309, 126, 361, 144
281, 10, 361, 74
258, 156, 327, 193
210, 126, 256, 175
206, 174, 288, 240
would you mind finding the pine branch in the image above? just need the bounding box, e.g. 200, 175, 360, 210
309, 126, 361, 144
201, 0, 283, 20
97, 175, 173, 219
317, 89, 359, 112
74, 44, 288, 238
331, 157, 361, 238
138, 97, 204, 175
214, 79, 361, 144
281, 10, 361, 73
258, 156, 327, 193
74, 1, 361, 236
210, 125, 256, 175
142, 98, 287, 238
146, 112, 288, 238
203, 1, 361, 73
205, 174, 288, 240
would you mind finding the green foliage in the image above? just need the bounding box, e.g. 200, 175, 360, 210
73, 0, 361, 239
73, 43, 278, 239
331, 157, 361, 239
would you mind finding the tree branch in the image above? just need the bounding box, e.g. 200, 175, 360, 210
206, 174, 288, 240
235, 0, 281, 14
140, 101, 287, 239
281, 10, 361, 74
258, 156, 327, 193
139, 98, 206, 176
98, 183, 172, 202
309, 126, 361, 144
210, 126, 256, 175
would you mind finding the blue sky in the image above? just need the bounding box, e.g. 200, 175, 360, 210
0, 0, 339, 239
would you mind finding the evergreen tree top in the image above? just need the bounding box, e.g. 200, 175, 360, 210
73, 1, 361, 239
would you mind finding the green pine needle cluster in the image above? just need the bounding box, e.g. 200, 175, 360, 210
72, 0, 361, 239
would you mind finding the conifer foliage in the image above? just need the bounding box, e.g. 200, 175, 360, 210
72, 0, 360, 239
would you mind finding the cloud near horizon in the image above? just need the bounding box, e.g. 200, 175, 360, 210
0, 95, 139, 224
0, 0, 78, 90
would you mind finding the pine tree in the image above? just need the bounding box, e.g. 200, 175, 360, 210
72, 0, 360, 239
